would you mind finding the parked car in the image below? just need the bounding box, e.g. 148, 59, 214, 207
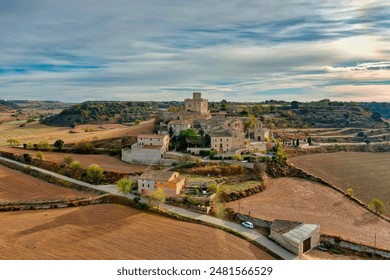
241, 221, 254, 229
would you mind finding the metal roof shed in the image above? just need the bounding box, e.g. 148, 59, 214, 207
269, 220, 320, 255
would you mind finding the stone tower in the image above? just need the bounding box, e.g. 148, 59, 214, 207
184, 92, 210, 117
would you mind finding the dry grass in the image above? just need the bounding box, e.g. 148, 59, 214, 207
227, 177, 390, 251
0, 120, 153, 146
290, 152, 390, 211
0, 204, 275, 260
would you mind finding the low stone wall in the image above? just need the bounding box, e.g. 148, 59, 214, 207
187, 147, 211, 155
0, 195, 110, 212
189, 204, 211, 214
321, 235, 390, 259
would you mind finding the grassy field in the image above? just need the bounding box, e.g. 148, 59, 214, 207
0, 204, 275, 260
290, 152, 390, 211
220, 180, 261, 193
0, 147, 148, 174
227, 177, 390, 251
0, 164, 90, 203
0, 120, 153, 146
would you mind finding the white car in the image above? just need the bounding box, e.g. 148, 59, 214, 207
241, 221, 254, 229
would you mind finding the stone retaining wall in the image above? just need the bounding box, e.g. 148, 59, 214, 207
321, 235, 390, 259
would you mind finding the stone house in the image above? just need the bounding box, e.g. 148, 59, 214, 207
269, 220, 320, 255
121, 134, 169, 165
210, 130, 233, 153
167, 119, 192, 136
138, 170, 186, 198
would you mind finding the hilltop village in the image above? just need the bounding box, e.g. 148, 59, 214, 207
122, 92, 272, 166
0, 93, 389, 260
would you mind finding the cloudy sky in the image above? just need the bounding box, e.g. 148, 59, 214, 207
0, 0, 389, 102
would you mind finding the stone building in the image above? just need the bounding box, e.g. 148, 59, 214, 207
269, 220, 320, 255
121, 134, 169, 165
254, 121, 273, 141
210, 131, 232, 153
138, 170, 185, 198
184, 92, 211, 118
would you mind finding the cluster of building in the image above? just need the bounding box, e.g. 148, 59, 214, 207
122, 92, 273, 165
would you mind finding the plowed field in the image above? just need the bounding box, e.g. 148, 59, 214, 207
290, 152, 390, 210
227, 177, 390, 251
0, 164, 88, 202
0, 204, 275, 260
1, 147, 147, 173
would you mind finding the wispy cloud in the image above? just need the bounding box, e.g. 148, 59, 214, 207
0, 0, 389, 102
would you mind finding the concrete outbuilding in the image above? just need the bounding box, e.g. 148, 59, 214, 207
269, 220, 320, 255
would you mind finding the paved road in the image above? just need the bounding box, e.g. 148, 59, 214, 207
0, 155, 298, 260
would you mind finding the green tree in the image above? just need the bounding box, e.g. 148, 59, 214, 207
36, 151, 45, 160
274, 141, 288, 163
135, 119, 141, 125
23, 153, 32, 163
346, 188, 354, 197
63, 155, 74, 165
147, 187, 166, 208
207, 183, 219, 193
368, 198, 386, 215
232, 154, 243, 161
371, 112, 382, 122
37, 140, 50, 150
86, 164, 103, 184
168, 126, 174, 138
70, 161, 81, 170
116, 178, 132, 197
54, 139, 64, 151
7, 139, 20, 146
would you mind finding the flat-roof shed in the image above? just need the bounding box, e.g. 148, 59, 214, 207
269, 220, 320, 255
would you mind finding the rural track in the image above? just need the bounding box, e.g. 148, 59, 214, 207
0, 155, 298, 260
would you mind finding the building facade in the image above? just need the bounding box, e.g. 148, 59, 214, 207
121, 134, 169, 165
138, 170, 186, 198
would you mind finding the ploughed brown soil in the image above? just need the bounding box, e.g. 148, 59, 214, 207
0, 147, 148, 173
0, 204, 275, 260
0, 164, 89, 202
290, 152, 390, 210
227, 177, 390, 251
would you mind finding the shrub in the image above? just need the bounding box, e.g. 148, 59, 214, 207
63, 155, 74, 165
73, 141, 94, 153
207, 183, 219, 193
23, 153, 32, 163
36, 151, 45, 160
346, 188, 354, 197
70, 161, 81, 170
86, 164, 103, 183
7, 139, 20, 146
54, 139, 64, 150
37, 140, 50, 150
368, 198, 386, 215
133, 196, 141, 203
116, 178, 132, 196
232, 154, 244, 161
